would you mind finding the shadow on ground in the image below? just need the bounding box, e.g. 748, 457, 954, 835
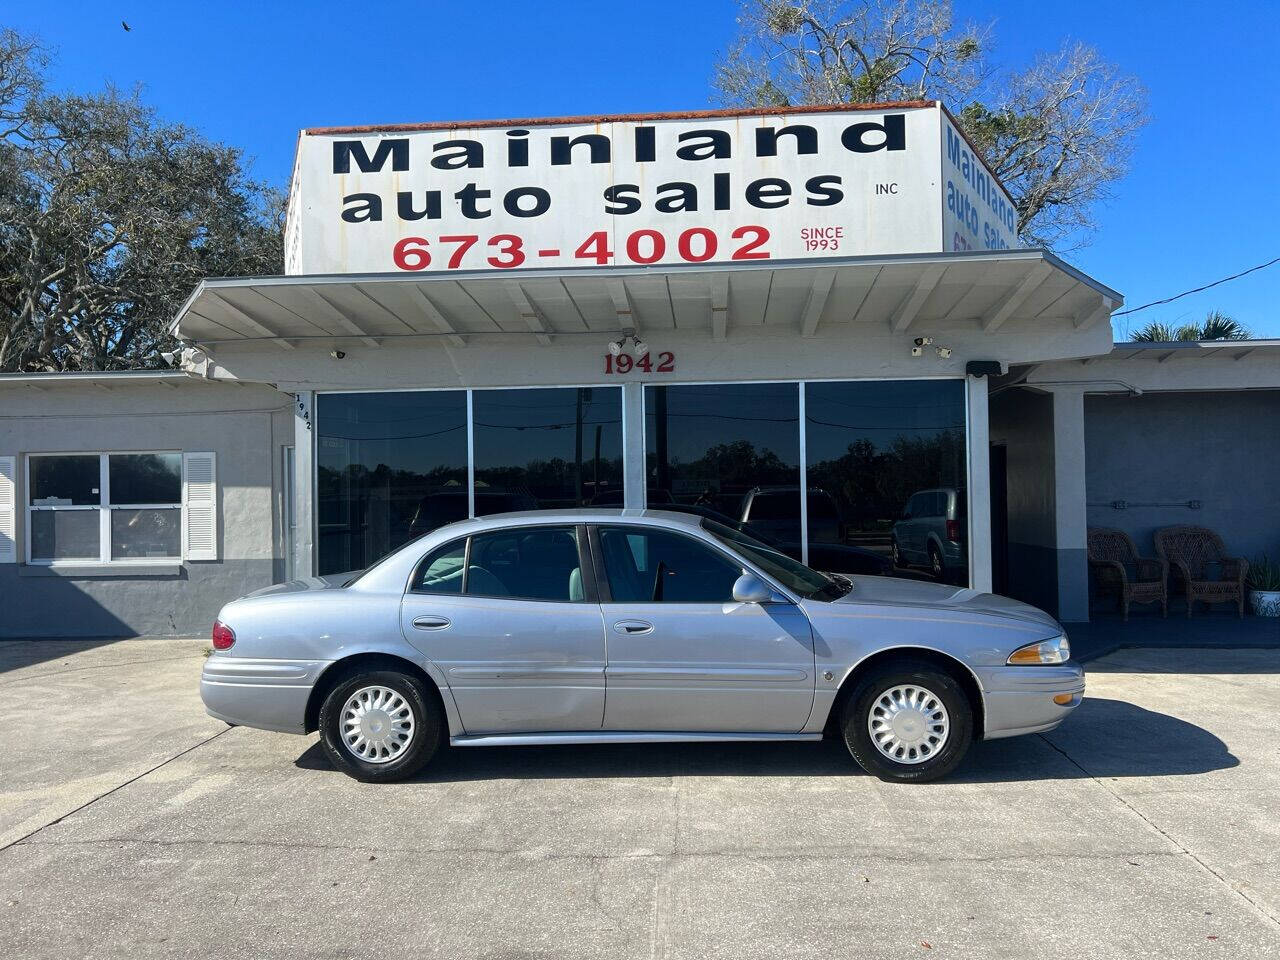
0, 637, 134, 676
294, 695, 1237, 785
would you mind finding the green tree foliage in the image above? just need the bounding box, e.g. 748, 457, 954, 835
713, 1, 1148, 247
0, 29, 283, 371
1130, 311, 1252, 343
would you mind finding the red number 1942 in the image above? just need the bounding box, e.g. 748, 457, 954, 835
605, 352, 675, 374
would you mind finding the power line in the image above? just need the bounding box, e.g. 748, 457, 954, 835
1114, 255, 1280, 316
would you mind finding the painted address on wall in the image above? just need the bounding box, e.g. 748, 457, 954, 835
285, 103, 1018, 275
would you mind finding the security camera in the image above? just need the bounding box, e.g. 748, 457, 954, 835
914, 336, 934, 347
937, 347, 953, 359
330, 350, 346, 360
910, 346, 924, 357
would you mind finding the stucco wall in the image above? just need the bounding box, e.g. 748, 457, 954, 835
989, 388, 1059, 614
0, 378, 292, 638
1084, 390, 1280, 562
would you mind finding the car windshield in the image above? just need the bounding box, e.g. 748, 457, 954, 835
701, 518, 849, 601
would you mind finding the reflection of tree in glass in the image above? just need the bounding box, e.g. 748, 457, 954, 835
658, 440, 796, 515
110, 453, 181, 504
476, 456, 625, 507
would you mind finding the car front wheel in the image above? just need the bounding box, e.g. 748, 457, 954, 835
840, 659, 973, 783
319, 669, 442, 783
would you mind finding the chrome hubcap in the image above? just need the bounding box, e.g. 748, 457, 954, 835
340, 686, 415, 764
867, 684, 949, 765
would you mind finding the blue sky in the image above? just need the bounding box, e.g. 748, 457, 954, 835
10, 0, 1280, 338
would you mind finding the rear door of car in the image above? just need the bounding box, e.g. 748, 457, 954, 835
901, 494, 925, 558
399, 523, 607, 734
590, 523, 815, 733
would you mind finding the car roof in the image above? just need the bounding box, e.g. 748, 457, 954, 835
433, 508, 709, 535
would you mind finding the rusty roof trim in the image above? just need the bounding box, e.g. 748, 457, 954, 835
302, 100, 939, 136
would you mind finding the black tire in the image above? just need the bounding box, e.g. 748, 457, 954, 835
928, 542, 945, 580
319, 669, 442, 783
840, 659, 974, 783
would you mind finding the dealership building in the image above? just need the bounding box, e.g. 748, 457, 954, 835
1, 101, 1277, 638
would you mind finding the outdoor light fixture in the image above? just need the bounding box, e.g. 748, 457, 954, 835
608, 331, 647, 355
330, 349, 346, 360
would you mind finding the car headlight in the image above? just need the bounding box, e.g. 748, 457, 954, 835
1007, 636, 1070, 665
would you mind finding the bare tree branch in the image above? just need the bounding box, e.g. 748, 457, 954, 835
713, 2, 1147, 248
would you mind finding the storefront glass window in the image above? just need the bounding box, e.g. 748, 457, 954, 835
316, 386, 623, 576
317, 391, 468, 575
472, 387, 623, 515
645, 383, 801, 544
316, 379, 967, 584
804, 380, 967, 584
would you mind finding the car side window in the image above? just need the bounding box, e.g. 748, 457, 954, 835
598, 526, 742, 603
465, 526, 585, 602
411, 540, 467, 594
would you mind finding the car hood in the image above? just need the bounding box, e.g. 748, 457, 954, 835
832, 575, 1063, 633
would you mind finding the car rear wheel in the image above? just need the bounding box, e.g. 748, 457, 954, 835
928, 543, 944, 579
840, 659, 973, 783
319, 670, 442, 783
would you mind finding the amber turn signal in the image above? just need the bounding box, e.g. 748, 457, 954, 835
1053, 693, 1075, 705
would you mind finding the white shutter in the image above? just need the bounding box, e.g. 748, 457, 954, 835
182, 452, 218, 561
0, 456, 15, 564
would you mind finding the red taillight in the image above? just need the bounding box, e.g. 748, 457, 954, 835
946, 519, 960, 542
211, 620, 236, 650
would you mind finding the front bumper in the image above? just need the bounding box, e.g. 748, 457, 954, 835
977, 662, 1085, 740
200, 655, 331, 734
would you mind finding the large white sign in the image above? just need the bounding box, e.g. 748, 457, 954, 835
285, 104, 1018, 275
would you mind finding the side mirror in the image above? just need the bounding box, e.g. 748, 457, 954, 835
732, 572, 773, 604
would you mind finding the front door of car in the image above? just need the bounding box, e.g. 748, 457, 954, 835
592, 524, 815, 733
400, 524, 606, 734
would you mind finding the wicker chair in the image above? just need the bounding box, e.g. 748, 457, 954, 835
1087, 528, 1168, 620
1153, 525, 1249, 618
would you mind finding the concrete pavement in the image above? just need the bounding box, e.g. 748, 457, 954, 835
1, 638, 1278, 958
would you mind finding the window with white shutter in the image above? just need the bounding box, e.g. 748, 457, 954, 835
182, 452, 218, 561
0, 456, 15, 564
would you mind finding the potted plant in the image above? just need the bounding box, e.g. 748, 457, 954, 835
1247, 554, 1280, 617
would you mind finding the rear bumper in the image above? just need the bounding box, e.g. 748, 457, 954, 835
977, 662, 1085, 740
200, 655, 330, 734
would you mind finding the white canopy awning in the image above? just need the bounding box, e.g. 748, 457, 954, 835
171, 249, 1122, 351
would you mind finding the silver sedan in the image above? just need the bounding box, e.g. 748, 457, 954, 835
201, 509, 1083, 783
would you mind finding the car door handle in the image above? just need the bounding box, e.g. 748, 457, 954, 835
412, 616, 451, 630
613, 620, 654, 635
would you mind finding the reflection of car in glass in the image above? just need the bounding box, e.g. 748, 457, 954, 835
659, 502, 890, 577
891, 488, 967, 580
203, 509, 1081, 786
408, 490, 538, 537
739, 486, 845, 546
